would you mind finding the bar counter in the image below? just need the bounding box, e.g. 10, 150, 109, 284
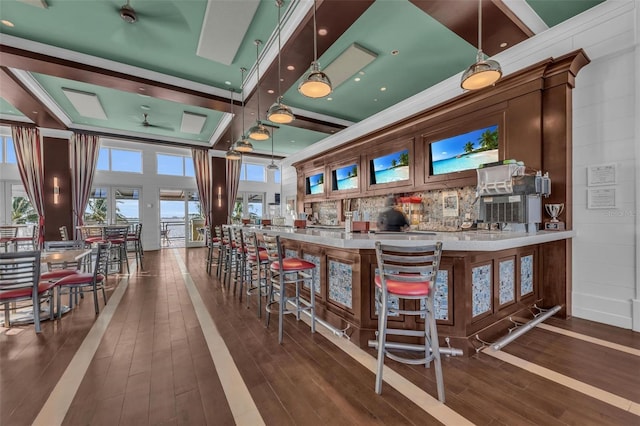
255, 226, 575, 354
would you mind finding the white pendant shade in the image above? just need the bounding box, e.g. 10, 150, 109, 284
267, 98, 294, 124
298, 62, 332, 98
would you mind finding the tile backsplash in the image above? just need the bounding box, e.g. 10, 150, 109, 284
310, 186, 478, 229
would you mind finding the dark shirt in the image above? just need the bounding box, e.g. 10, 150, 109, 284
377, 207, 410, 232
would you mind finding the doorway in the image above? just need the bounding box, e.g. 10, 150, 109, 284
159, 188, 205, 248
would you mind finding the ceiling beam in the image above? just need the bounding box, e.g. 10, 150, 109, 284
409, 0, 533, 56
0, 66, 66, 129
215, 0, 374, 151
0, 43, 347, 147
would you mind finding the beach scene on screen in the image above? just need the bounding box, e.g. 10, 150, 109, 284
372, 149, 409, 184
430, 125, 498, 175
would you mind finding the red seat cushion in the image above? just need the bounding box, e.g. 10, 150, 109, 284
107, 238, 125, 244
270, 257, 315, 272
374, 275, 431, 297
84, 237, 104, 243
41, 269, 79, 280
247, 250, 269, 262
56, 272, 104, 286
0, 282, 55, 300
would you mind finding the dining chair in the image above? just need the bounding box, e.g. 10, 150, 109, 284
0, 226, 18, 252
59, 226, 69, 241
0, 250, 54, 333
54, 242, 110, 316
14, 224, 39, 251
371, 241, 445, 402
40, 240, 85, 283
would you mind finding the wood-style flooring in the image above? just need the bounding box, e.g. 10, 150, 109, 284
1, 248, 638, 425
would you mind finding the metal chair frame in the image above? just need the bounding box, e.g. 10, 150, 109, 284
372, 241, 445, 402
263, 234, 316, 344
242, 228, 269, 317
0, 250, 53, 333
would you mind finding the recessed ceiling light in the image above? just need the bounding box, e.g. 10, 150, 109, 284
354, 77, 361, 82
287, 65, 295, 71
380, 87, 386, 91
267, 89, 275, 94
138, 87, 145, 91
359, 71, 365, 75
140, 105, 150, 110
225, 81, 231, 85
500, 42, 508, 48
327, 97, 332, 101
318, 28, 328, 36
290, 140, 295, 143
391, 50, 399, 55
32, 111, 38, 114
373, 99, 378, 102
1, 20, 15, 27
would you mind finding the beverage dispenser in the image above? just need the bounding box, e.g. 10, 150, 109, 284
476, 162, 550, 232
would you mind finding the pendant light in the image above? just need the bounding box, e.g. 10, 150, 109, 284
225, 89, 242, 161
247, 39, 270, 141
460, 0, 502, 91
267, 128, 279, 170
234, 67, 254, 153
267, 0, 295, 124
298, 0, 332, 98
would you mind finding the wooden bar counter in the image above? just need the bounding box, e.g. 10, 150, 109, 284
257, 226, 575, 355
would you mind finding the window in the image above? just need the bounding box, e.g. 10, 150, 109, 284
97, 148, 142, 173
274, 169, 281, 184
240, 163, 265, 182
1, 136, 16, 164
232, 192, 265, 222
84, 187, 140, 224
11, 184, 37, 224
157, 154, 195, 177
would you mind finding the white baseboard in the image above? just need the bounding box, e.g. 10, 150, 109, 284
572, 306, 633, 329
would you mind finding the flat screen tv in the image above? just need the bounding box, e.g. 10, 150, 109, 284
305, 172, 324, 195
332, 164, 358, 191
429, 124, 499, 175
370, 149, 409, 185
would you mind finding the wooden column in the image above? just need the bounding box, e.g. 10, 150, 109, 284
42, 136, 72, 241
211, 156, 227, 227
540, 50, 590, 317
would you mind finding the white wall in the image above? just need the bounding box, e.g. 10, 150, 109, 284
571, 3, 638, 330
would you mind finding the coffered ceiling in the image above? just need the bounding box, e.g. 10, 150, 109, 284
0, 0, 605, 159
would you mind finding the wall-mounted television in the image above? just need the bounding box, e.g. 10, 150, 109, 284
429, 124, 499, 175
332, 164, 358, 191
370, 149, 409, 185
305, 172, 324, 195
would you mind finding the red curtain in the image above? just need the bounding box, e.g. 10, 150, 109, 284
11, 126, 45, 248
191, 148, 213, 227
70, 133, 101, 239
226, 158, 242, 223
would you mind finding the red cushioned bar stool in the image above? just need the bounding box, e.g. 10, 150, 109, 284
370, 241, 445, 403
263, 234, 316, 344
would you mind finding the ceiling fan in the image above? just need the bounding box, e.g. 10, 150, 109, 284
114, 0, 189, 27
139, 113, 173, 131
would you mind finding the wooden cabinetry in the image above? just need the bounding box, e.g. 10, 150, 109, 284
280, 236, 543, 355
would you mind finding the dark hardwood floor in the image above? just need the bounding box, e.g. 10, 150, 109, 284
1, 248, 638, 425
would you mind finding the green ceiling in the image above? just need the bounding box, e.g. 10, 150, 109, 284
0, 0, 609, 157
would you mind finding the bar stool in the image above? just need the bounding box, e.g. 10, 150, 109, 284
242, 228, 269, 317
371, 241, 445, 402
214, 226, 225, 277
263, 234, 316, 344
221, 225, 235, 288
126, 223, 143, 269
230, 226, 248, 297
103, 225, 130, 275
205, 226, 221, 275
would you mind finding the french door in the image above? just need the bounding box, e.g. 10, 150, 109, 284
159, 188, 204, 248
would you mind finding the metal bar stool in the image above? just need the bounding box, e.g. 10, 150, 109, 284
263, 234, 316, 344
242, 228, 269, 317
371, 241, 445, 402
231, 226, 248, 297
221, 225, 234, 288
205, 226, 221, 275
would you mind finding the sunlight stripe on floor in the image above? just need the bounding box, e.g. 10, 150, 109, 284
536, 323, 640, 357
33, 273, 131, 426
485, 348, 640, 416
172, 249, 265, 426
